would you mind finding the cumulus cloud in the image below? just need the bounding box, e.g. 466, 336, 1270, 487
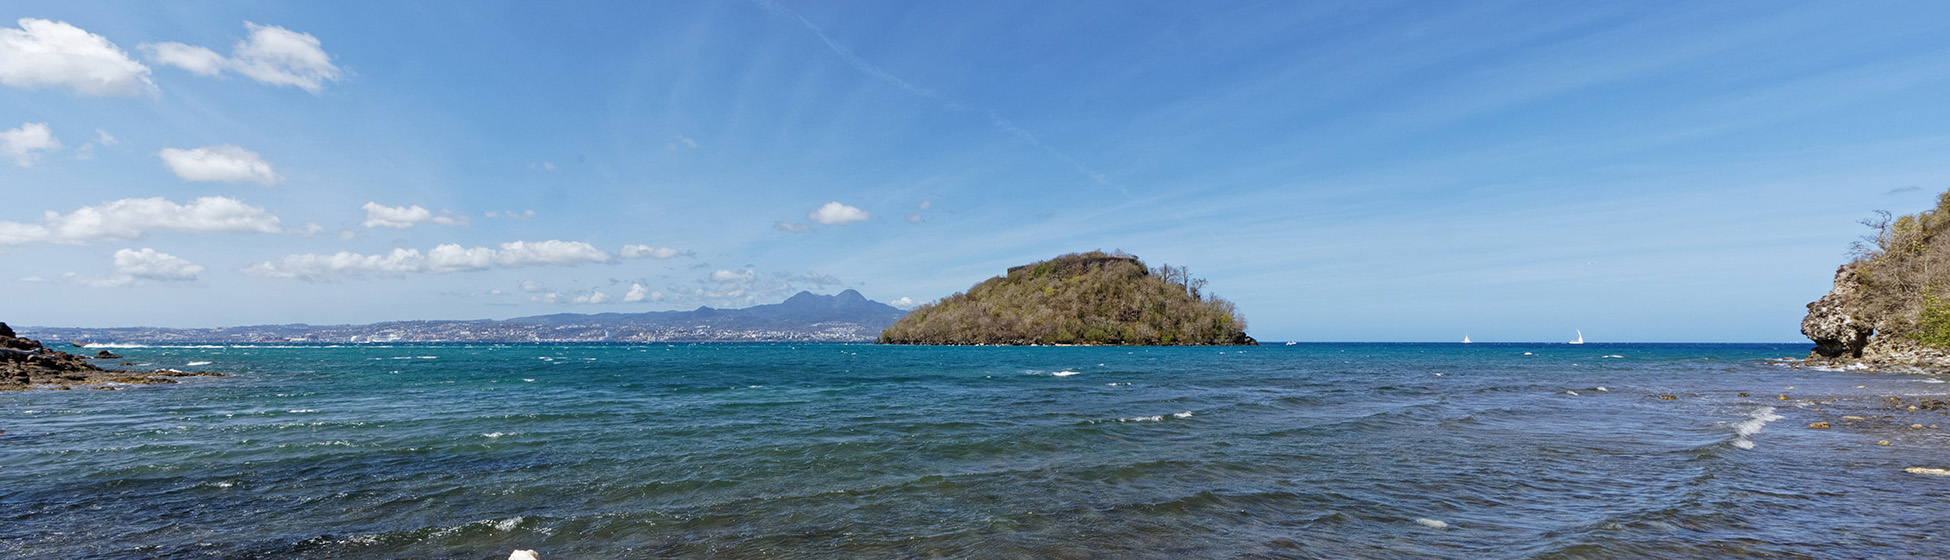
244, 240, 616, 280
1, 122, 60, 166
620, 244, 689, 259
360, 202, 468, 229
890, 296, 921, 310
0, 196, 282, 245
774, 221, 812, 233
159, 144, 280, 185
142, 22, 341, 93
114, 247, 203, 280
571, 291, 611, 304
623, 283, 664, 303
809, 201, 869, 225
0, 18, 155, 97
69, 248, 205, 287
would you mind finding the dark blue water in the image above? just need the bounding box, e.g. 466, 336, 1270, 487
4, 343, 1949, 559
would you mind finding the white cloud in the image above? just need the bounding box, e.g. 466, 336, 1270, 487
113, 248, 203, 281
774, 221, 812, 233
143, 22, 341, 93
906, 212, 923, 223
890, 296, 921, 310
620, 244, 689, 259
361, 202, 431, 228
141, 42, 225, 76
0, 196, 282, 245
1, 122, 60, 166
244, 240, 616, 280
712, 269, 757, 283
159, 144, 280, 185
809, 201, 869, 225
485, 210, 536, 220
70, 248, 206, 287
94, 129, 117, 145
623, 283, 664, 303
519, 280, 548, 293
360, 202, 466, 229
494, 240, 612, 267
571, 291, 611, 304
0, 18, 155, 97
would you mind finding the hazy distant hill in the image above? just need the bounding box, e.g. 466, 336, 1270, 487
22, 290, 908, 343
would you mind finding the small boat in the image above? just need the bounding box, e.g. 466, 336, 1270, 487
1568, 330, 1584, 344
1462, 335, 1472, 344
1284, 341, 1297, 346
70, 341, 87, 348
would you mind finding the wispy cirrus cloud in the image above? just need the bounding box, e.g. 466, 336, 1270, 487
750, 1, 1110, 188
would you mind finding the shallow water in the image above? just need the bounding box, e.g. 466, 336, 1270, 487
4, 342, 1948, 558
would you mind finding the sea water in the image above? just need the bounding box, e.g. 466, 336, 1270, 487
3, 342, 1948, 558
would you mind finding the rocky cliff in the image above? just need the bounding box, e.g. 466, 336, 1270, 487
1802, 192, 1950, 372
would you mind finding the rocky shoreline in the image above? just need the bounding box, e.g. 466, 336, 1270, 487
1, 322, 222, 391
1801, 264, 1950, 373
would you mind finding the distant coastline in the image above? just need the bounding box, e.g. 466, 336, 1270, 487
20, 290, 907, 345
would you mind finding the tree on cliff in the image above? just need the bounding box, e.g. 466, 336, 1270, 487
1833, 190, 1950, 346
877, 251, 1255, 346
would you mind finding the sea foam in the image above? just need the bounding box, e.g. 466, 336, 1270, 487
1729, 406, 1784, 450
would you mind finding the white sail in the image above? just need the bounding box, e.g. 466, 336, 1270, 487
1569, 330, 1584, 344
1462, 335, 1472, 343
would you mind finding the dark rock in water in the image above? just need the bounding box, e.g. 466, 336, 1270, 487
0, 322, 14, 338
1, 322, 222, 390
94, 350, 122, 359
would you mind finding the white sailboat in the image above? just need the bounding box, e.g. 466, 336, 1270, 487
1568, 330, 1584, 344
1462, 335, 1472, 344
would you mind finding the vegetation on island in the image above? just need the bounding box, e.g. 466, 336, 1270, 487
877, 251, 1255, 346
1842, 190, 1950, 346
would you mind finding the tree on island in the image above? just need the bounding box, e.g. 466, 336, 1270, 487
878, 251, 1255, 346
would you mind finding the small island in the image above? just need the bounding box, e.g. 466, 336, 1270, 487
1805, 190, 1950, 371
878, 251, 1256, 346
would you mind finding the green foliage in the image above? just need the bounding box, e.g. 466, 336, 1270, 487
878, 251, 1254, 346
1913, 293, 1950, 347
1849, 189, 1950, 347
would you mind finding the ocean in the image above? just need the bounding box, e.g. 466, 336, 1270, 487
3, 342, 1948, 559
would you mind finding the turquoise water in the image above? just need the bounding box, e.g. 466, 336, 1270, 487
4, 342, 1949, 558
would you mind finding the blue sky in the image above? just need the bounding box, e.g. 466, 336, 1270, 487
3, 1, 1948, 342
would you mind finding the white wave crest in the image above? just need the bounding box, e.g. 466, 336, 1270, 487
1730, 406, 1784, 449
187, 361, 212, 366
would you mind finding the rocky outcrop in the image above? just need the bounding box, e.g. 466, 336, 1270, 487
1802, 267, 1950, 372
1803, 264, 1875, 359
1, 322, 222, 390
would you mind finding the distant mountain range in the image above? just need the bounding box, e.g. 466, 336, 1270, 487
21, 290, 910, 344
